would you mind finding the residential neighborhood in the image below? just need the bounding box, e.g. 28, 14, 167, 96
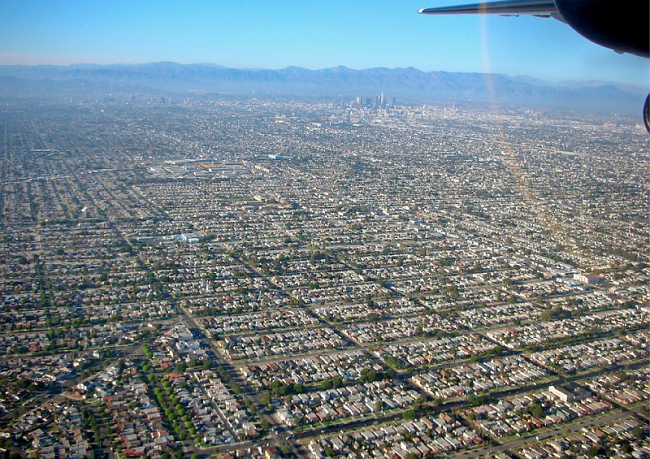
0, 94, 647, 458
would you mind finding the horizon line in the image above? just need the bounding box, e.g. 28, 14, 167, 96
1, 60, 647, 90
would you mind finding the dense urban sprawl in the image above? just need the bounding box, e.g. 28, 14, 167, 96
0, 93, 647, 458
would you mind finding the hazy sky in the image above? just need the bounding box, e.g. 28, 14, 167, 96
0, 0, 647, 86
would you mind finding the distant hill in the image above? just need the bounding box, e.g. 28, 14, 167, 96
0, 62, 643, 114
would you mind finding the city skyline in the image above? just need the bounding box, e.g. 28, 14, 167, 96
0, 0, 648, 87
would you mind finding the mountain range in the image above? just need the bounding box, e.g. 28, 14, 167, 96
0, 62, 645, 115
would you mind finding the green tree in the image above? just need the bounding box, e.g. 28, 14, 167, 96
359, 368, 377, 383
402, 410, 417, 420
526, 401, 545, 419
469, 394, 486, 406
586, 446, 603, 457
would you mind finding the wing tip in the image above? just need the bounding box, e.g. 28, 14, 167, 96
418, 1, 558, 16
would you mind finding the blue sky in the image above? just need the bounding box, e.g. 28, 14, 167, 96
0, 0, 647, 86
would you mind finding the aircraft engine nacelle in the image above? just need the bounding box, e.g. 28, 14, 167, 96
554, 0, 649, 58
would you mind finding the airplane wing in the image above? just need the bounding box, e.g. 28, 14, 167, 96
419, 0, 559, 18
